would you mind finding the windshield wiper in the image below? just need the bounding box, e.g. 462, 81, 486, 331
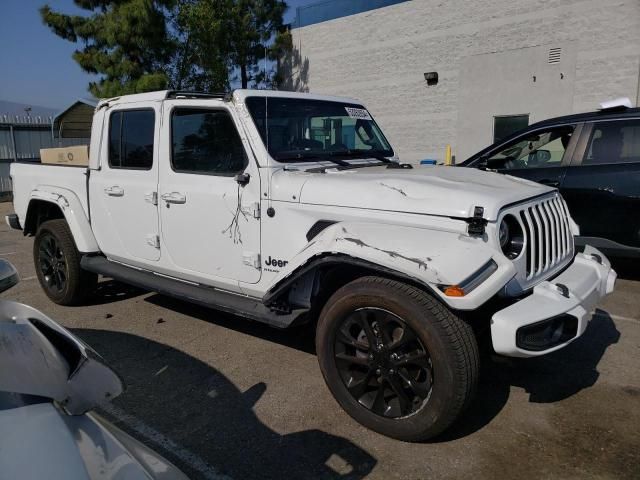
328, 150, 392, 163
274, 151, 349, 167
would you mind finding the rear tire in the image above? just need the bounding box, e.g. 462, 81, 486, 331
316, 276, 479, 441
33, 219, 97, 305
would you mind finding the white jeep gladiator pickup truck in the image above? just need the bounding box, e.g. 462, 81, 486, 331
8, 89, 616, 441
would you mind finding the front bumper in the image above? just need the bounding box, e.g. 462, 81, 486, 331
491, 246, 616, 357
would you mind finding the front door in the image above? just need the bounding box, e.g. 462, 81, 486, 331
561, 119, 640, 249
89, 104, 160, 264
158, 101, 261, 284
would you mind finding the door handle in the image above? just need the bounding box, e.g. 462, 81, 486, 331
104, 186, 124, 196
539, 179, 560, 187
160, 192, 187, 204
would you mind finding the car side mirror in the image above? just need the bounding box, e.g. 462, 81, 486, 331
532, 149, 551, 163
0, 260, 19, 293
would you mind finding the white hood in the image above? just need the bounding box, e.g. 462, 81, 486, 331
272, 165, 553, 221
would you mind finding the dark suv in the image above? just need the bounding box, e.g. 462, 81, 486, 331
462, 105, 640, 259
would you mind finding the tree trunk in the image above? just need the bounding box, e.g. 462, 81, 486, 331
240, 63, 248, 89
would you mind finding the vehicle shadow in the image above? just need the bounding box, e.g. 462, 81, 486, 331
145, 294, 317, 354
437, 309, 620, 441
83, 279, 147, 306
74, 328, 376, 480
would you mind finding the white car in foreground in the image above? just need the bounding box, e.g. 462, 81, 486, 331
0, 260, 189, 479
8, 90, 616, 440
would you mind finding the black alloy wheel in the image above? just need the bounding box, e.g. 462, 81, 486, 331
38, 232, 68, 294
334, 307, 433, 418
33, 219, 97, 305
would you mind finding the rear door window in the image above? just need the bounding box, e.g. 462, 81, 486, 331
108, 109, 155, 169
583, 120, 640, 165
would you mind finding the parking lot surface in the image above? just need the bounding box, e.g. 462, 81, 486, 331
1, 201, 639, 480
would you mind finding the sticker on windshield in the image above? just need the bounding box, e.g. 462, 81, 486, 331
345, 107, 372, 120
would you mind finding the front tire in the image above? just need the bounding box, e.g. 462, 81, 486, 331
33, 219, 97, 305
316, 276, 479, 441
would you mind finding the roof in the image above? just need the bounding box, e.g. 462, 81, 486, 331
0, 100, 56, 126
53, 98, 97, 138
463, 106, 640, 163
528, 107, 640, 129
98, 89, 364, 108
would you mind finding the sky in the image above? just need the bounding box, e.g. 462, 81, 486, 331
0, 0, 316, 111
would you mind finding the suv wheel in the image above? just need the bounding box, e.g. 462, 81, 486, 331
33, 219, 97, 305
316, 276, 478, 441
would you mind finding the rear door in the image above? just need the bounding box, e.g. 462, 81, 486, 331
560, 118, 640, 250
89, 103, 161, 263
482, 124, 580, 188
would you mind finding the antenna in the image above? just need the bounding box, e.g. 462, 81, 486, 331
264, 45, 273, 210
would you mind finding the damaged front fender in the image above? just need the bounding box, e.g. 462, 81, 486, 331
264, 222, 517, 310
0, 299, 123, 415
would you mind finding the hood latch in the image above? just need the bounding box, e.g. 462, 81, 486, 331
466, 206, 487, 236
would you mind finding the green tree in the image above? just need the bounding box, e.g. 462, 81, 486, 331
177, 0, 291, 90
40, 0, 175, 97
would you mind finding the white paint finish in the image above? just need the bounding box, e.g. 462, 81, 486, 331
0, 403, 192, 480
89, 101, 162, 263
29, 187, 100, 253
0, 403, 89, 480
9, 90, 615, 357
9, 162, 89, 224
0, 299, 123, 414
491, 246, 616, 357
265, 220, 517, 311
157, 100, 262, 284
282, 163, 552, 221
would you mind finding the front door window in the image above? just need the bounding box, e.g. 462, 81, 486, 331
486, 126, 575, 170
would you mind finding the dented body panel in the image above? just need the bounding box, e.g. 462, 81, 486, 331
8, 89, 615, 359
287, 165, 553, 220
265, 221, 516, 310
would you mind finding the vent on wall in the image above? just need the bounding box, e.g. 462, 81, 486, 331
548, 47, 562, 64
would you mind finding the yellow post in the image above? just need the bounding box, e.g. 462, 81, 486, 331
444, 144, 452, 166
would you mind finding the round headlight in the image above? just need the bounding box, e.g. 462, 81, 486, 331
499, 220, 510, 249
499, 215, 524, 259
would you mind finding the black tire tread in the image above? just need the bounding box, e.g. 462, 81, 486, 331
34, 219, 97, 305
317, 275, 479, 441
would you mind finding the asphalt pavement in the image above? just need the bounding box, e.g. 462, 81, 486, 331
1, 201, 638, 480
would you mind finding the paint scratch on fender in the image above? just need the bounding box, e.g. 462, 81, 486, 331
379, 182, 407, 197
338, 237, 431, 270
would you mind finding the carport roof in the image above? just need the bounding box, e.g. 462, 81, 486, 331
53, 98, 97, 138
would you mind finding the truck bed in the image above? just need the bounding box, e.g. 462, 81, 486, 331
10, 162, 89, 228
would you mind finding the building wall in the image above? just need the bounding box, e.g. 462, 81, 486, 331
286, 0, 640, 163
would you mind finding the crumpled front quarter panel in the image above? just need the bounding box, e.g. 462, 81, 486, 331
268, 222, 516, 310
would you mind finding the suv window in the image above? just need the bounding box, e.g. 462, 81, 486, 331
485, 126, 574, 170
583, 119, 640, 165
171, 108, 247, 175
108, 110, 155, 169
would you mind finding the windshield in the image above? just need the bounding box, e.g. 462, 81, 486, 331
245, 96, 394, 162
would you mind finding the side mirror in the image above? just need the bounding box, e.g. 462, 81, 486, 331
0, 260, 19, 293
532, 149, 551, 164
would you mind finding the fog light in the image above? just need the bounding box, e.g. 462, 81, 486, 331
516, 314, 578, 351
